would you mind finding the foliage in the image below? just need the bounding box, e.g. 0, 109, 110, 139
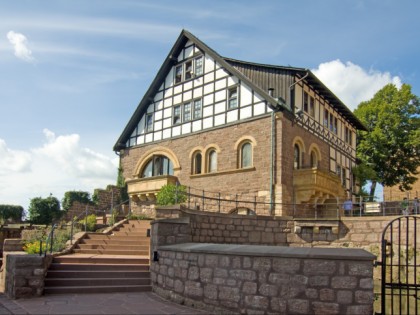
354, 84, 420, 198
0, 205, 23, 223
116, 161, 129, 204
62, 191, 92, 212
22, 224, 81, 254
28, 195, 62, 225
156, 184, 187, 206
78, 214, 97, 232
126, 212, 151, 220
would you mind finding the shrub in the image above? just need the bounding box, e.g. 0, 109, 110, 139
156, 184, 187, 206
0, 205, 23, 223
78, 214, 97, 232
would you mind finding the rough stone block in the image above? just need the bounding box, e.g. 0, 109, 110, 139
271, 297, 287, 313
348, 262, 373, 277
33, 268, 45, 276
242, 281, 257, 294
346, 305, 373, 315
355, 290, 374, 304
331, 276, 357, 289
273, 258, 300, 273
244, 295, 269, 310
205, 255, 218, 267
14, 287, 33, 298
199, 267, 213, 283
305, 288, 318, 299
359, 278, 373, 289
188, 266, 199, 280
219, 256, 230, 268
218, 286, 240, 302
229, 269, 257, 281
184, 280, 203, 298
259, 284, 278, 297
14, 277, 27, 287
288, 299, 309, 314
243, 257, 252, 268
204, 284, 218, 300
336, 290, 353, 304
319, 288, 335, 301
311, 302, 340, 315
253, 257, 272, 271
174, 279, 184, 293
303, 260, 336, 275
308, 276, 329, 287
249, 231, 261, 243
28, 277, 43, 287
269, 273, 291, 285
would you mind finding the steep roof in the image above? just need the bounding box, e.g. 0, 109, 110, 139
113, 30, 366, 151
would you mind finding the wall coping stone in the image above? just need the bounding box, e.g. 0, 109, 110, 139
158, 242, 376, 261
151, 216, 190, 225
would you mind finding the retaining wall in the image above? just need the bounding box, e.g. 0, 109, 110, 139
151, 243, 375, 315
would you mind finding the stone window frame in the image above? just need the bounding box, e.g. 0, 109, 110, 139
308, 143, 322, 169
133, 146, 181, 178
234, 136, 257, 169
190, 148, 203, 175
203, 144, 221, 174
292, 137, 306, 170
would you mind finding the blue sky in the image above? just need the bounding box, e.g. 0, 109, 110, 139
1, 0, 418, 209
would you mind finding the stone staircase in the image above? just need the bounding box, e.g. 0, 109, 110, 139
44, 220, 152, 294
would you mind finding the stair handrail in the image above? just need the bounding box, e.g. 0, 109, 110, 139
69, 207, 107, 245
41, 223, 57, 257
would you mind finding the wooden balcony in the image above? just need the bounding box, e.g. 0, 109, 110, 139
126, 175, 178, 202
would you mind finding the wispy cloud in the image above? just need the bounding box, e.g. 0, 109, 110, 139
0, 139, 32, 175
312, 60, 402, 110
6, 30, 35, 63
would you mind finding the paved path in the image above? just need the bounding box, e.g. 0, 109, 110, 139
0, 292, 209, 314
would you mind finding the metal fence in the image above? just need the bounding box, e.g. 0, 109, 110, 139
176, 186, 419, 219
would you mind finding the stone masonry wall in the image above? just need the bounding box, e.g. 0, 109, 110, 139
3, 254, 52, 299
151, 243, 375, 315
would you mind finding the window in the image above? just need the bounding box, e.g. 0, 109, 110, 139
183, 102, 191, 122
342, 168, 346, 187
241, 142, 252, 168
174, 55, 204, 84
309, 97, 315, 117
195, 56, 203, 76
185, 60, 193, 80
334, 117, 338, 134
228, 87, 238, 109
145, 113, 153, 133
303, 92, 309, 113
345, 127, 353, 145
142, 155, 174, 178
294, 144, 301, 169
208, 150, 217, 172
324, 109, 329, 128
173, 105, 181, 124
329, 114, 334, 132
310, 151, 318, 168
193, 152, 202, 174
193, 99, 202, 119
175, 65, 182, 84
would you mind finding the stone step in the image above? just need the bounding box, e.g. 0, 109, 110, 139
112, 231, 150, 237
48, 263, 149, 271
72, 249, 149, 255
45, 277, 150, 287
43, 284, 152, 294
85, 234, 148, 242
53, 255, 149, 265
79, 239, 150, 246
46, 270, 150, 278
76, 244, 149, 251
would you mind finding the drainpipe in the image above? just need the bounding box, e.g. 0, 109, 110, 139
268, 88, 276, 216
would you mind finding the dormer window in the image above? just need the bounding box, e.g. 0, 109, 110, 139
145, 113, 153, 133
175, 65, 182, 84
185, 60, 193, 80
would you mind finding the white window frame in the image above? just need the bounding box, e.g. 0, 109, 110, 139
228, 87, 238, 109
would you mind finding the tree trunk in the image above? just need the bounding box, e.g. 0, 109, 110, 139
369, 181, 377, 201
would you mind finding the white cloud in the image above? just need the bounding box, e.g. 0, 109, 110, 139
6, 30, 35, 62
0, 139, 32, 175
312, 59, 402, 110
0, 130, 118, 209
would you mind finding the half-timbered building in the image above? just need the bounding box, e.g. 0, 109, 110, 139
114, 30, 366, 216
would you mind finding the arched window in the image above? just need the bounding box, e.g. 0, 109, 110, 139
192, 152, 202, 175
208, 150, 217, 173
310, 150, 318, 168
294, 144, 301, 169
141, 155, 174, 178
241, 142, 252, 168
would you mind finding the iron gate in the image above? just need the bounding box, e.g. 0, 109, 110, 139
379, 215, 419, 315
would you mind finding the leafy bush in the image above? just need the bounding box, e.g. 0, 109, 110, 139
78, 214, 97, 232
156, 184, 187, 206
28, 195, 62, 225
0, 205, 23, 223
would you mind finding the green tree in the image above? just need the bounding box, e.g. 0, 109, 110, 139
28, 194, 62, 225
0, 205, 23, 223
116, 159, 129, 203
62, 191, 92, 212
354, 84, 420, 199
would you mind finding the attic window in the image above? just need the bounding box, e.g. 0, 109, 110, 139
173, 105, 181, 124
145, 113, 153, 132
173, 55, 204, 84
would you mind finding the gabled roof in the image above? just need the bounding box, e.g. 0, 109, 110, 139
113, 30, 366, 152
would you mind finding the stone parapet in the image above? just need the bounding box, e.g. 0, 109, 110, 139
152, 243, 375, 315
